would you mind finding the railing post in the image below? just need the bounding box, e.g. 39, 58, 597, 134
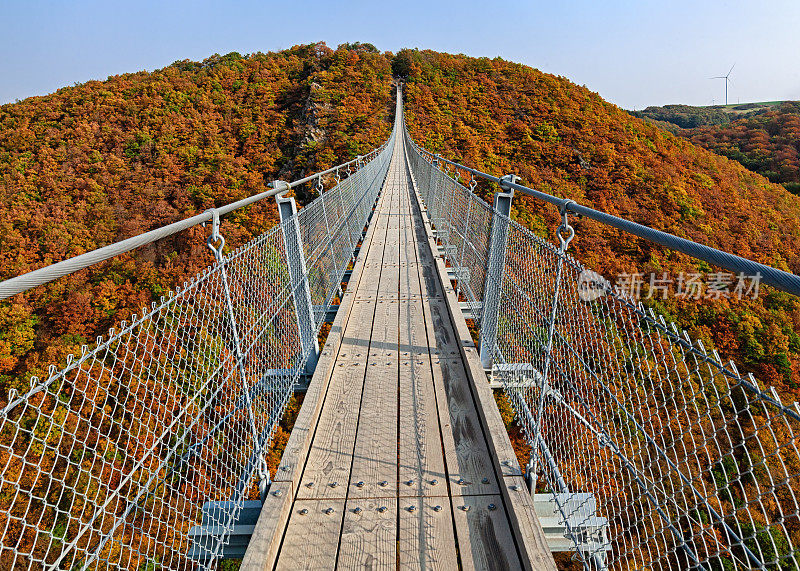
479, 174, 517, 370
276, 191, 319, 374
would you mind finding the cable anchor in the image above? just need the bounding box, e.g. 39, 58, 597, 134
205, 208, 225, 262
556, 200, 576, 251
257, 455, 270, 502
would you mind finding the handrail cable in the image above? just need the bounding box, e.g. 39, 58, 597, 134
408, 139, 800, 297
0, 148, 386, 300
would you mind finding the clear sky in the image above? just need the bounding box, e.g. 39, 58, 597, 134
2, 0, 799, 109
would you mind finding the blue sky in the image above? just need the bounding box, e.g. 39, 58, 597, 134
1, 0, 799, 109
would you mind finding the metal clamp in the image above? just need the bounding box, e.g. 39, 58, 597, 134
270, 180, 290, 198
557, 200, 576, 251
499, 174, 519, 193
205, 208, 225, 261
258, 455, 270, 502
316, 175, 324, 196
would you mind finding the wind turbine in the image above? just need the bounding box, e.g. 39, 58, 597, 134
711, 64, 735, 106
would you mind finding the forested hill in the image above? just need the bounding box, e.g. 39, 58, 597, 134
396, 49, 800, 391
630, 101, 782, 130
684, 102, 800, 196
0, 43, 393, 395
630, 102, 800, 196
1, 44, 799, 404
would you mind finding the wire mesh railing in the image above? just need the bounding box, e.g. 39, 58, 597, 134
405, 127, 800, 569
0, 130, 393, 568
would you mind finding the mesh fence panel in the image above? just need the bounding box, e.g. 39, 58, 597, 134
0, 140, 392, 569
405, 130, 800, 570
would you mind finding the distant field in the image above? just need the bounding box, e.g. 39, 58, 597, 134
629, 101, 794, 130
703, 100, 785, 114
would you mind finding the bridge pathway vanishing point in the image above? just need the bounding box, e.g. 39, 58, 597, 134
7, 83, 800, 570
240, 96, 555, 570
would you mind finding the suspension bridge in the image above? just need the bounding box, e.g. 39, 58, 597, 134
2, 84, 800, 569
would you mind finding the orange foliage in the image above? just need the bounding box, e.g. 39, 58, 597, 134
399, 48, 800, 394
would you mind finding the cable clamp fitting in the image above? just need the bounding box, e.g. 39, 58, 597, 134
557, 200, 577, 251
499, 174, 519, 193
205, 208, 225, 261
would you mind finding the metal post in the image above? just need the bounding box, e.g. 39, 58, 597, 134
442, 168, 457, 265
455, 185, 474, 300
277, 192, 319, 374
479, 174, 517, 369
318, 176, 342, 303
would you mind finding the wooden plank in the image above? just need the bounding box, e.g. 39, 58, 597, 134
429, 357, 499, 497
239, 481, 293, 571
460, 345, 524, 477
348, 362, 398, 500
425, 299, 461, 358
399, 240, 422, 295
398, 498, 459, 570
417, 258, 444, 297
398, 358, 448, 498
297, 359, 367, 500
381, 241, 400, 265
407, 163, 556, 570
398, 265, 422, 298
369, 299, 398, 355
398, 300, 429, 360
377, 261, 400, 296
274, 498, 346, 571
450, 494, 522, 571
337, 498, 397, 569
399, 198, 447, 494
269, 180, 386, 489
504, 476, 559, 570
412, 224, 498, 496
399, 188, 437, 359
338, 299, 375, 360
361, 248, 388, 290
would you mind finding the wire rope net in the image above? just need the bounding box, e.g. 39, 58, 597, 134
0, 138, 393, 569
405, 127, 800, 570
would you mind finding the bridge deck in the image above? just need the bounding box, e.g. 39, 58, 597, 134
241, 122, 555, 570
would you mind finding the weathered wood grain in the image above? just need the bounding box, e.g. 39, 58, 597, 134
348, 362, 398, 500
338, 498, 397, 569
450, 494, 522, 571
398, 498, 459, 570
398, 358, 448, 499
274, 498, 346, 571
239, 481, 293, 571
297, 358, 368, 500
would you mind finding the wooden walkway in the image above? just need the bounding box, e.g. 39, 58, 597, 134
241, 115, 555, 570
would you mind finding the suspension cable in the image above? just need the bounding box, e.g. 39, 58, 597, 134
0, 148, 388, 300
409, 140, 800, 297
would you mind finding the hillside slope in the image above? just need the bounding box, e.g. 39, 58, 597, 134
1, 44, 798, 403
0, 43, 393, 394
630, 101, 782, 130
397, 49, 800, 391
685, 101, 800, 196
